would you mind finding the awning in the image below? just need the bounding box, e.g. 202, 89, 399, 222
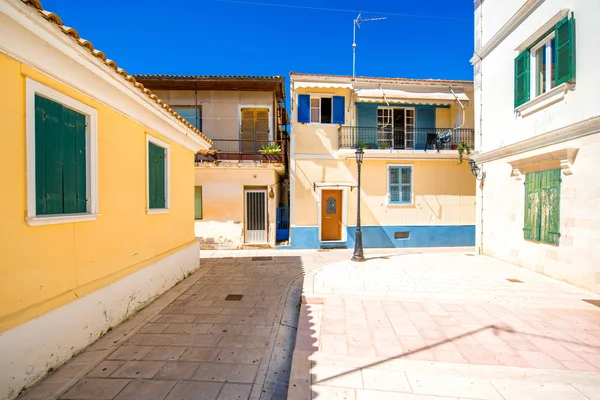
313, 181, 357, 192
355, 88, 469, 106
294, 81, 353, 89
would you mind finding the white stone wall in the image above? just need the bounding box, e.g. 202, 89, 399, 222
474, 0, 600, 293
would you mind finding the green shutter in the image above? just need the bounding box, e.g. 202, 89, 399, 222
540, 169, 561, 245
514, 50, 530, 108
194, 186, 203, 219
389, 167, 400, 204
554, 15, 574, 86
149, 142, 166, 209
524, 172, 540, 241
34, 95, 86, 215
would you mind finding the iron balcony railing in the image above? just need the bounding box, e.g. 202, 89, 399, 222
338, 127, 475, 151
195, 139, 285, 163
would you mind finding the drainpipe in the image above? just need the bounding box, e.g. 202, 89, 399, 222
449, 87, 466, 129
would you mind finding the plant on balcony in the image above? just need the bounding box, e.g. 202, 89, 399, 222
456, 142, 471, 164
258, 143, 281, 154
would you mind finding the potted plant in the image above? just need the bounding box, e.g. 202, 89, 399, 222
456, 142, 471, 164
259, 143, 282, 162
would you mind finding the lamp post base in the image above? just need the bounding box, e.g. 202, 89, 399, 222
351, 254, 366, 262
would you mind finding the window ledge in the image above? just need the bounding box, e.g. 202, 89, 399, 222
26, 213, 99, 227
147, 208, 170, 215
516, 82, 574, 117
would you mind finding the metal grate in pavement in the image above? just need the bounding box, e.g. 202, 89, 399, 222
252, 256, 273, 261
225, 294, 244, 301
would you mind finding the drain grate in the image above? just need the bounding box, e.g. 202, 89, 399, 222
225, 294, 244, 301
506, 278, 523, 283
252, 256, 272, 261
583, 299, 600, 308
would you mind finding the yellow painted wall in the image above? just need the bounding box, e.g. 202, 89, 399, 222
293, 158, 475, 227
0, 53, 196, 332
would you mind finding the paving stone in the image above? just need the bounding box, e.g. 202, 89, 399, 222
60, 378, 130, 399
215, 348, 263, 364
155, 361, 201, 380
217, 383, 253, 400
138, 323, 171, 334
171, 334, 221, 347
20, 379, 70, 400
192, 363, 259, 384
108, 346, 154, 361
144, 346, 188, 361
111, 361, 166, 379
87, 360, 125, 378
165, 381, 222, 400
125, 333, 177, 346
114, 380, 177, 400
180, 347, 221, 362
164, 323, 213, 334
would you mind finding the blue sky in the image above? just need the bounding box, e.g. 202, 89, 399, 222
41, 0, 474, 80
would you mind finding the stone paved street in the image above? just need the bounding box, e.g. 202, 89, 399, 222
17, 248, 600, 400
289, 250, 600, 400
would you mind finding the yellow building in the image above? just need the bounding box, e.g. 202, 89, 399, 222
0, 1, 211, 398
290, 73, 476, 248
136, 75, 289, 249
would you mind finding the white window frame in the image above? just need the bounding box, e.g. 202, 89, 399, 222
307, 94, 334, 125
376, 107, 416, 149
25, 78, 99, 226
530, 32, 556, 99
146, 134, 171, 214
387, 164, 414, 206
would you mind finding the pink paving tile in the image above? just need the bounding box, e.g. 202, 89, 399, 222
473, 330, 508, 346
433, 316, 460, 327
505, 339, 541, 352
440, 303, 465, 312
432, 348, 468, 364
418, 329, 447, 345
560, 360, 600, 372
374, 344, 406, 358
576, 352, 600, 369
400, 302, 425, 311
320, 334, 348, 355
532, 340, 585, 362
347, 342, 377, 357
397, 336, 427, 352
456, 345, 499, 365
391, 323, 421, 337
422, 302, 449, 316
321, 321, 346, 335
405, 349, 437, 361
490, 352, 533, 368
517, 351, 566, 369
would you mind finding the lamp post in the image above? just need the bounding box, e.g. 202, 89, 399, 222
352, 147, 366, 262
469, 158, 486, 180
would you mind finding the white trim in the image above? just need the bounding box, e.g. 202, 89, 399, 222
516, 82, 574, 117
0, 1, 210, 152
317, 187, 348, 243
508, 148, 578, 178
515, 9, 569, 52
472, 116, 600, 163
470, 0, 544, 65
238, 105, 273, 141
387, 164, 414, 206
146, 134, 171, 213
530, 32, 556, 101
25, 78, 99, 226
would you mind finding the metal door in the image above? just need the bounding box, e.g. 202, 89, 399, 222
245, 190, 267, 243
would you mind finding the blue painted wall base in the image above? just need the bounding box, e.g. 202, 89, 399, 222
290, 225, 475, 249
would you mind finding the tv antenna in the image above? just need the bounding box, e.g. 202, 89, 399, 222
352, 13, 386, 80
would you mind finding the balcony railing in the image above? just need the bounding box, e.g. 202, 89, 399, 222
338, 127, 475, 151
195, 139, 285, 163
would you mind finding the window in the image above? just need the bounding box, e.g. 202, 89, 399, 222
524, 169, 561, 245
514, 14, 574, 108
26, 78, 98, 226
388, 165, 413, 205
172, 106, 202, 131
146, 135, 170, 212
194, 186, 203, 220
297, 94, 345, 124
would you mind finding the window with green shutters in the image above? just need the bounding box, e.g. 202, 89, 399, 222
514, 14, 575, 108
388, 166, 413, 205
34, 95, 87, 215
194, 186, 203, 220
524, 169, 561, 246
148, 141, 167, 209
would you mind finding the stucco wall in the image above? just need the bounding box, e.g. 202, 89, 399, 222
0, 52, 198, 333
474, 0, 600, 292
194, 167, 280, 248
153, 89, 274, 140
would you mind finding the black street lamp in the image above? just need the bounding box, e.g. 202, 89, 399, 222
352, 147, 366, 262
469, 158, 486, 180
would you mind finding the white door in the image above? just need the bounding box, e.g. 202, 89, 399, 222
245, 190, 267, 243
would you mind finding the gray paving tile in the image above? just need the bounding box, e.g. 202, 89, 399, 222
155, 361, 201, 380
192, 363, 259, 384
217, 383, 252, 400
172, 334, 221, 347
87, 360, 125, 378
215, 348, 263, 364
165, 381, 222, 400
144, 346, 188, 361
180, 347, 221, 362
125, 333, 177, 346
108, 346, 154, 361
164, 323, 213, 334
60, 378, 130, 399
111, 361, 166, 379
114, 380, 177, 400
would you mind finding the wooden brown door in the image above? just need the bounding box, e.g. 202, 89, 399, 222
321, 190, 342, 241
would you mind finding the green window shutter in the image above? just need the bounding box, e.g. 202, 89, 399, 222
389, 167, 400, 204
194, 186, 203, 219
554, 15, 574, 86
34, 95, 87, 216
524, 172, 541, 241
540, 169, 561, 245
61, 106, 87, 213
149, 142, 166, 209
514, 50, 530, 108
400, 167, 412, 204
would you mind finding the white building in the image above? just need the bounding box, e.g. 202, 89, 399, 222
471, 0, 600, 293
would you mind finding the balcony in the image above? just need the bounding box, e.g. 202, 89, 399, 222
338, 127, 475, 151
195, 139, 285, 164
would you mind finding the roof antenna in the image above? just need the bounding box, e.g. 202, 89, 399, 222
352, 13, 386, 80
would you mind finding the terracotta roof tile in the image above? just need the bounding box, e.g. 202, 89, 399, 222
19, 0, 211, 145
